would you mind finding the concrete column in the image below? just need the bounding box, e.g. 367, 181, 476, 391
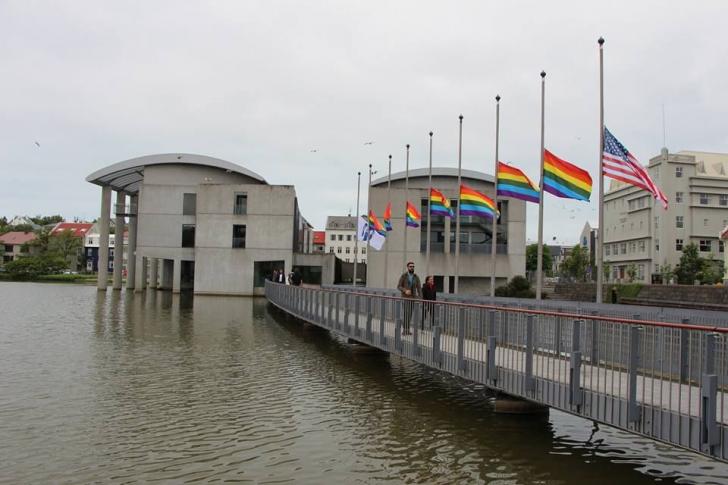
135, 255, 147, 291
97, 186, 112, 291
149, 258, 159, 289
172, 259, 181, 293
112, 191, 125, 290
125, 195, 138, 290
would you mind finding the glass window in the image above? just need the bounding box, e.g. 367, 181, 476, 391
700, 240, 711, 252
720, 241, 725, 253
234, 193, 247, 215
654, 216, 659, 229
675, 166, 683, 178
638, 240, 645, 252
676, 239, 683, 251
345, 247, 350, 254
181, 224, 195, 248
338, 235, 343, 241
345, 258, 350, 263
638, 264, 644, 280
362, 248, 366, 254
337, 247, 342, 253
655, 239, 660, 251
347, 234, 352, 241
676, 216, 683, 228
183, 193, 196, 215
330, 234, 335, 241
620, 242, 627, 254
329, 246, 334, 253
675, 192, 683, 203
700, 193, 709, 205
232, 224, 246, 248
605, 245, 610, 256
721, 195, 728, 206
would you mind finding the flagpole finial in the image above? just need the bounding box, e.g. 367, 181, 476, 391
406, 144, 410, 149
459, 114, 463, 121
388, 154, 392, 160
540, 71, 546, 78
598, 37, 605, 46
429, 131, 433, 137
495, 94, 501, 102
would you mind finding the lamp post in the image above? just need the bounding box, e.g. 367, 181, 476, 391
353, 171, 361, 286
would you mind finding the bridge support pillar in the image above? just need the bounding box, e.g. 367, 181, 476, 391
494, 394, 548, 415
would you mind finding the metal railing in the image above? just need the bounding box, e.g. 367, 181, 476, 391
265, 281, 728, 462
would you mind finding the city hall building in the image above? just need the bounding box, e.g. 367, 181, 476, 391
86, 153, 333, 295
367, 168, 527, 294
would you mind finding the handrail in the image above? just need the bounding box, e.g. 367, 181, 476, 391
269, 282, 728, 334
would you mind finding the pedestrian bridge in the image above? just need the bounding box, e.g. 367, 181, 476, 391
265, 281, 728, 462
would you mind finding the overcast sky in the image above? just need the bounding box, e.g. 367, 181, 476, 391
2, 1, 727, 243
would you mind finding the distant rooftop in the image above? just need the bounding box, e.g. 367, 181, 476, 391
0, 231, 36, 245
371, 167, 494, 187
325, 216, 357, 230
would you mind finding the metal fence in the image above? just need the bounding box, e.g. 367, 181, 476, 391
266, 281, 728, 462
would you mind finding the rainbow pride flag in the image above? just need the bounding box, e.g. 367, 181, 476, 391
368, 210, 386, 235
405, 201, 421, 228
496, 162, 540, 203
459, 184, 499, 219
543, 149, 592, 201
430, 188, 454, 218
383, 202, 392, 231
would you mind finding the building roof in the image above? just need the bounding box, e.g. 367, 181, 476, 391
51, 222, 93, 237
326, 216, 357, 230
313, 231, 326, 244
0, 231, 36, 245
85, 153, 267, 194
371, 167, 495, 187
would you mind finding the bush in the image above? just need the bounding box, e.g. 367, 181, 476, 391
4, 254, 67, 280
495, 275, 536, 298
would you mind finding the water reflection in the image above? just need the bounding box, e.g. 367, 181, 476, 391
1, 282, 727, 484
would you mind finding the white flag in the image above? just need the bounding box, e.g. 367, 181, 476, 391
357, 216, 386, 251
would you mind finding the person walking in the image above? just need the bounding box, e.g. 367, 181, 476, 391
422, 275, 437, 329
397, 261, 421, 335
291, 268, 303, 286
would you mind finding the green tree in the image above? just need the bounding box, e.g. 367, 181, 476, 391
526, 243, 554, 277
660, 261, 675, 284
675, 243, 705, 284
495, 275, 536, 298
49, 229, 82, 266
28, 227, 53, 254
30, 215, 63, 226
626, 264, 637, 283
4, 253, 67, 279
559, 244, 589, 282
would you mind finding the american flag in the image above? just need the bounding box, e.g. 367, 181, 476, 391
603, 127, 668, 209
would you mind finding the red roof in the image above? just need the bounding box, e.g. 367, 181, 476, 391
51, 222, 92, 237
313, 231, 325, 245
0, 231, 36, 245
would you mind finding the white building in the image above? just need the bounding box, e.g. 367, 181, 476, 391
604, 149, 728, 282
325, 216, 366, 264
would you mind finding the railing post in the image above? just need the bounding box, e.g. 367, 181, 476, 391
554, 308, 562, 357
379, 298, 387, 346
628, 324, 643, 423
487, 310, 498, 382
570, 319, 583, 407
525, 315, 535, 393
457, 307, 467, 373
366, 296, 373, 341
412, 302, 421, 357
343, 294, 350, 334
327, 292, 333, 328
702, 333, 719, 450
590, 310, 599, 363
680, 319, 690, 383
335, 292, 340, 331
395, 300, 403, 351
314, 290, 320, 323
477, 309, 485, 341
354, 294, 361, 337
432, 325, 442, 366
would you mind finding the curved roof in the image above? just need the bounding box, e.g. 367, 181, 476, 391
86, 153, 267, 194
371, 167, 494, 187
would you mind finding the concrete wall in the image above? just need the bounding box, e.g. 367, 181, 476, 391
293, 253, 336, 285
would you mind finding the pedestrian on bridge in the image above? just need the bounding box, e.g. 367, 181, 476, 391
397, 262, 421, 335
422, 275, 436, 329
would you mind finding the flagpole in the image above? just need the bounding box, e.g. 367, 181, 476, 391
536, 71, 546, 301
367, 163, 373, 286
384, 154, 392, 288
426, 131, 433, 278
454, 115, 463, 293
490, 95, 500, 298
403, 144, 410, 269
353, 170, 361, 286
596, 37, 605, 303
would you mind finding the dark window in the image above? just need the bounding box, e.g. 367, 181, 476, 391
675, 239, 683, 251
330, 234, 335, 241
232, 225, 246, 248
183, 193, 196, 215
234, 193, 247, 215
700, 240, 711, 252
254, 260, 285, 287
182, 224, 195, 248
4, 245, 12, 253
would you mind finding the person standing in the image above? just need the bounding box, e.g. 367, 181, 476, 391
291, 267, 303, 286
422, 275, 437, 329
397, 262, 421, 335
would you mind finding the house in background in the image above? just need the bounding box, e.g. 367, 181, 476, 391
51, 222, 93, 271
84, 223, 128, 273
0, 231, 36, 266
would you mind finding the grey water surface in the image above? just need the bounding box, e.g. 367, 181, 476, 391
1, 282, 727, 484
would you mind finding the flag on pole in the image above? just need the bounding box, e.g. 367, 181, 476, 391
405, 201, 421, 227
459, 184, 499, 219
357, 215, 385, 250
603, 127, 668, 209
430, 188, 454, 217
496, 161, 540, 203
368, 210, 386, 236
543, 149, 592, 201
383, 202, 392, 231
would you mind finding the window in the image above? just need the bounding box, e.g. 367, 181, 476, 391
675, 166, 683, 178
88, 238, 94, 245
347, 234, 352, 241
613, 244, 618, 255
345, 258, 350, 263
676, 216, 683, 228
720, 241, 725, 253
605, 245, 611, 256
338, 235, 343, 241
362, 248, 366, 254
630, 222, 634, 230
183, 193, 196, 215
620, 242, 627, 254
654, 216, 659, 229
337, 247, 342, 253
675, 192, 683, 203
181, 224, 195, 248
638, 264, 644, 280
329, 247, 334, 253
721, 195, 728, 206
700, 193, 709, 205
655, 239, 660, 251
676, 239, 683, 251
700, 240, 711, 252
330, 234, 335, 241
705, 219, 709, 227
234, 193, 247, 215
638, 240, 645, 252
628, 199, 635, 210
630, 242, 636, 253
345, 247, 351, 254
232, 224, 246, 248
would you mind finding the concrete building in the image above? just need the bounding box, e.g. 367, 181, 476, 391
604, 149, 728, 282
578, 221, 598, 280
325, 216, 366, 264
86, 153, 333, 295
0, 231, 36, 265
367, 167, 527, 294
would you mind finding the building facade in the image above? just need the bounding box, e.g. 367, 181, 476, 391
604, 149, 728, 282
0, 231, 35, 265
367, 167, 527, 294
325, 216, 366, 264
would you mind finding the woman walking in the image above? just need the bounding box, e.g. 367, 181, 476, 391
422, 275, 437, 329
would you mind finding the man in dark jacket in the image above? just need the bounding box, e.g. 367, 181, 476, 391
397, 262, 421, 334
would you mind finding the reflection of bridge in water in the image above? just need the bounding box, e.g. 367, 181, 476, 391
266, 281, 728, 463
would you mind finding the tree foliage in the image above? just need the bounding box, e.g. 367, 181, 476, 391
526, 244, 554, 277
495, 276, 536, 298
30, 215, 63, 226
674, 244, 723, 285
559, 244, 589, 282
3, 254, 67, 279
49, 229, 83, 264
